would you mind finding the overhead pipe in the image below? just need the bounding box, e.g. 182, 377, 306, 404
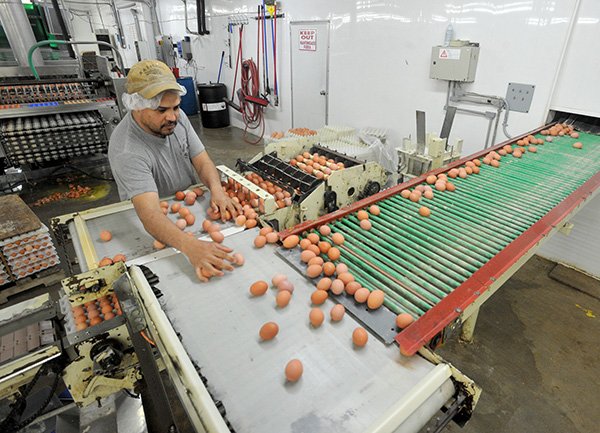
182, 0, 199, 35
109, 0, 127, 48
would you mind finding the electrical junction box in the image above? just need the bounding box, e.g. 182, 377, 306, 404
181, 38, 193, 61
430, 41, 480, 82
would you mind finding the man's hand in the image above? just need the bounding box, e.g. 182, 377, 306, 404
210, 188, 242, 221
180, 237, 235, 282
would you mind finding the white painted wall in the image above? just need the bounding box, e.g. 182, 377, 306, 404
152, 0, 595, 155
550, 0, 600, 118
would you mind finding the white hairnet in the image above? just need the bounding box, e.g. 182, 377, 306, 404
121, 85, 188, 111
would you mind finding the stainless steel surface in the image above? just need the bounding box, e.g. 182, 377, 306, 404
416, 110, 426, 154
148, 228, 453, 432
0, 2, 44, 68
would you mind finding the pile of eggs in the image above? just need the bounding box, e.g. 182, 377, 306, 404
289, 151, 345, 180
98, 253, 126, 267
71, 294, 122, 331
228, 174, 295, 211
288, 127, 317, 136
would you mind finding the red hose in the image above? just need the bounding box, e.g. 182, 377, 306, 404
240, 58, 265, 145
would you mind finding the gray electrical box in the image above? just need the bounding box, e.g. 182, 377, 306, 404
181, 39, 193, 61
429, 41, 480, 82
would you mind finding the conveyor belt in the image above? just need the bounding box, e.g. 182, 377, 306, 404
283, 125, 600, 354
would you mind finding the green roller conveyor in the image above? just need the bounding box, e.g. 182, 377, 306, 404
299, 130, 600, 319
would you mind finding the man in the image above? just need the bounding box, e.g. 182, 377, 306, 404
108, 60, 241, 281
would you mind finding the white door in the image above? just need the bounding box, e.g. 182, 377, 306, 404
290, 21, 329, 129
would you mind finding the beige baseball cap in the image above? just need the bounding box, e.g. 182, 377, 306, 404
126, 60, 182, 99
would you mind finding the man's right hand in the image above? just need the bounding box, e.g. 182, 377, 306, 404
181, 238, 235, 282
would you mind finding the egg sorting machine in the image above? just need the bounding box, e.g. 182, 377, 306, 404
217, 140, 388, 230
282, 123, 600, 356
51, 190, 480, 432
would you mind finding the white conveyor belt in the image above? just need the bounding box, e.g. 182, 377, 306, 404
139, 228, 455, 433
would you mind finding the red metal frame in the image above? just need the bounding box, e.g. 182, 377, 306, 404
279, 122, 600, 355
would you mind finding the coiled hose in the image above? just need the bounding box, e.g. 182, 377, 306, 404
240, 58, 265, 145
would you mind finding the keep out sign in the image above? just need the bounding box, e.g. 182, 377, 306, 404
299, 29, 317, 51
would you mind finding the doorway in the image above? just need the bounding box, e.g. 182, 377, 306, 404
290, 21, 330, 129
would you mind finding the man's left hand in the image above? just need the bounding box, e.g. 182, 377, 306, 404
211, 189, 242, 221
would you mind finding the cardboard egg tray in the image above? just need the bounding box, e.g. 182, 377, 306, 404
0, 262, 9, 286
60, 292, 123, 335
0, 224, 60, 282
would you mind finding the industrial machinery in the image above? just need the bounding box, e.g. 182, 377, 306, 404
225, 137, 389, 230
51, 195, 480, 433
282, 123, 600, 356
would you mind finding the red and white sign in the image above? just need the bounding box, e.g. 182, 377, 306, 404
299, 29, 317, 51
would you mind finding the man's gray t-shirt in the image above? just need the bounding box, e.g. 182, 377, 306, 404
108, 111, 205, 200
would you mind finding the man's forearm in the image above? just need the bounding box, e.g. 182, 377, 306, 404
137, 206, 194, 253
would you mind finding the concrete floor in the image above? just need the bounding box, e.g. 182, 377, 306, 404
5, 116, 600, 432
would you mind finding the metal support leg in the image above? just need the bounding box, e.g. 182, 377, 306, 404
460, 307, 480, 343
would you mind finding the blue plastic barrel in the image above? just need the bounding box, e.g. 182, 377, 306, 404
176, 77, 198, 115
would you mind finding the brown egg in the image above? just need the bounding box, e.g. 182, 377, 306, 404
232, 253, 244, 266
311, 290, 328, 305
338, 272, 355, 285
254, 235, 267, 248
160, 201, 169, 208
259, 322, 279, 340
396, 313, 415, 328
409, 192, 420, 202
250, 281, 268, 296
265, 232, 279, 244
309, 307, 325, 327
272, 274, 287, 287
185, 214, 196, 226
419, 207, 431, 217
317, 277, 332, 291
323, 262, 336, 276
306, 233, 319, 244
472, 166, 480, 174
319, 225, 331, 236
175, 191, 185, 200
318, 241, 331, 254
75, 315, 87, 324
331, 233, 345, 245
354, 288, 370, 303
76, 322, 88, 331
327, 247, 341, 261
570, 132, 579, 138
98, 257, 113, 267
360, 220, 372, 230
104, 312, 116, 320
400, 189, 411, 198
306, 264, 323, 278
357, 210, 369, 221
446, 182, 456, 192
184, 192, 196, 205
101, 304, 114, 314
87, 309, 100, 319
367, 290, 385, 309
345, 281, 361, 295
573, 142, 583, 149
171, 203, 181, 213
112, 254, 126, 263
426, 175, 437, 184
276, 290, 292, 308
352, 327, 368, 347
179, 207, 191, 218
369, 205, 381, 216
285, 359, 303, 382
99, 230, 112, 242
307, 244, 321, 256
323, 279, 341, 295
330, 304, 345, 321
245, 219, 258, 229
300, 250, 316, 263
210, 231, 224, 243
90, 316, 103, 326
490, 160, 500, 168
299, 238, 312, 250
282, 235, 299, 249
259, 226, 274, 236
72, 306, 85, 317
528, 146, 537, 153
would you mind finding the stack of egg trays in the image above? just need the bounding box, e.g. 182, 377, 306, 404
0, 261, 9, 286
0, 224, 60, 281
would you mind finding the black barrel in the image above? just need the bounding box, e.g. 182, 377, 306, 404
197, 83, 230, 128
